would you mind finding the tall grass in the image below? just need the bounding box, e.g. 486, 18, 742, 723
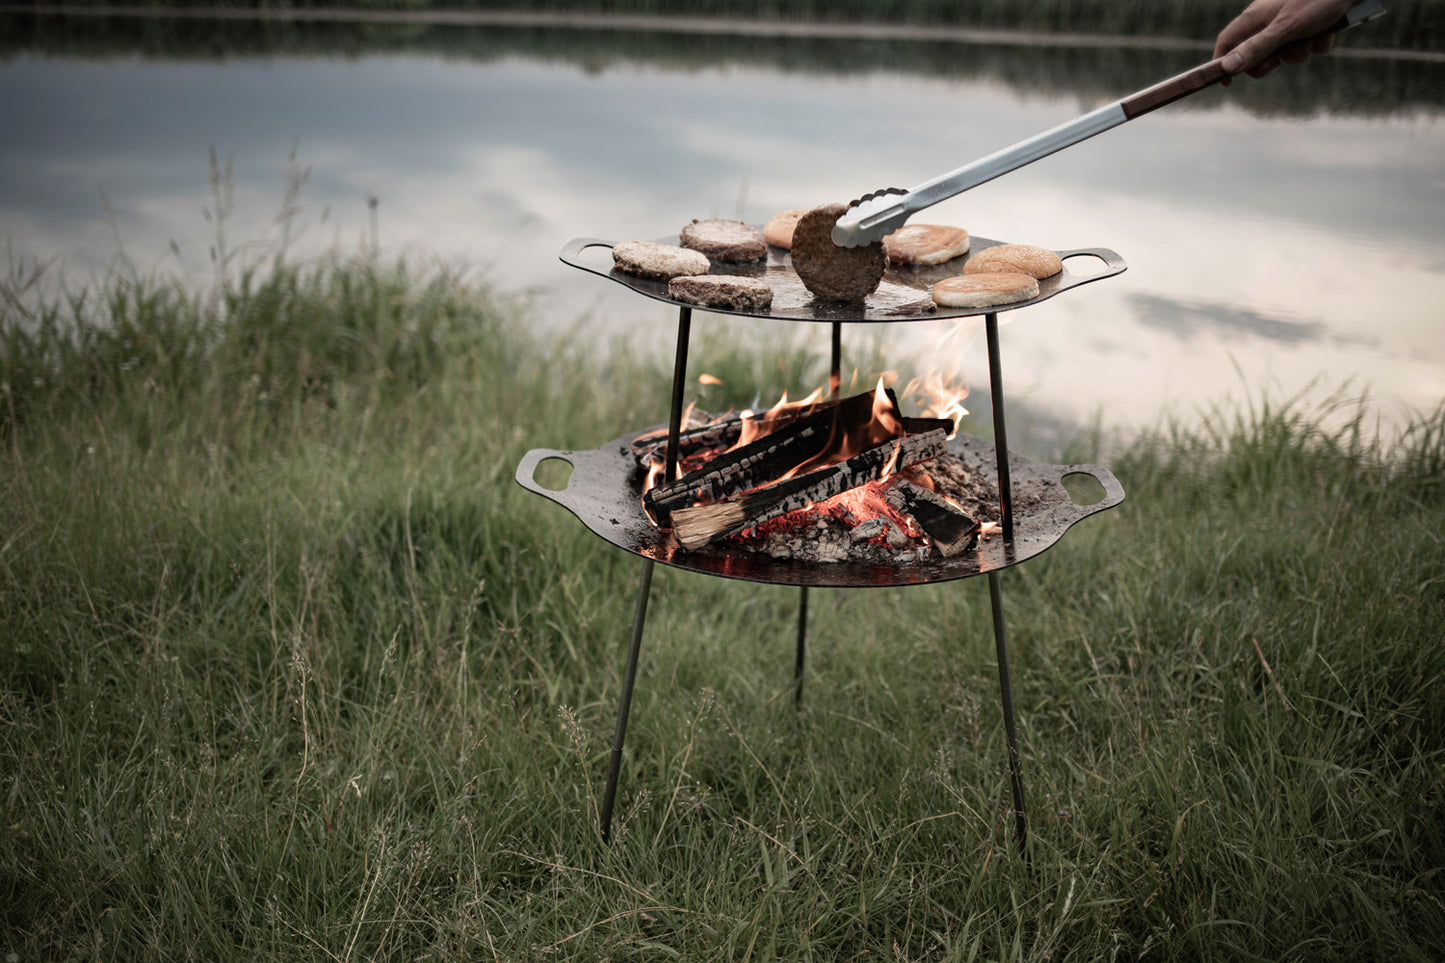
2, 222, 1442, 959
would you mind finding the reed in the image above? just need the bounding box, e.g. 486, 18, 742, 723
2, 223, 1442, 959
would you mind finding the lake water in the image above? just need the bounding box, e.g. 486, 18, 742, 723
2, 14, 1442, 448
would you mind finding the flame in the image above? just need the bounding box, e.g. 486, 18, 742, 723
904, 370, 969, 437
879, 438, 903, 480
772, 376, 904, 484
867, 376, 903, 448
643, 459, 666, 496
731, 386, 827, 451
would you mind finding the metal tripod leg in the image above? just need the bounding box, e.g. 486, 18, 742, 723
988, 570, 1029, 851
983, 311, 1027, 853
600, 559, 655, 841
600, 306, 692, 841
794, 321, 843, 709
794, 586, 808, 707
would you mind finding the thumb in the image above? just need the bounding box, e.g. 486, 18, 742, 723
1221, 31, 1278, 73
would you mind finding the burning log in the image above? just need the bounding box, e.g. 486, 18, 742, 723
883, 479, 980, 556
630, 411, 744, 467
631, 389, 860, 470
644, 389, 892, 515
671, 428, 949, 550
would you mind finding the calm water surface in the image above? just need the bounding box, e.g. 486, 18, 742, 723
2, 21, 1441, 446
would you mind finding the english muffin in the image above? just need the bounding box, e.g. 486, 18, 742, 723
883, 224, 971, 266
679, 218, 767, 263
789, 203, 888, 303
962, 243, 1062, 279
930, 272, 1039, 309
763, 209, 808, 249
667, 274, 774, 312
612, 241, 711, 281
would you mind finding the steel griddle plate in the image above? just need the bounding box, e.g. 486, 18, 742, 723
560, 232, 1125, 322
516, 430, 1124, 588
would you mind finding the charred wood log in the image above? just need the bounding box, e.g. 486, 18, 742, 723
884, 479, 980, 556
632, 392, 867, 469
645, 389, 893, 515
671, 428, 949, 550
631, 411, 742, 467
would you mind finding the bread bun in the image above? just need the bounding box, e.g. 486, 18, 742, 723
789, 203, 888, 303
930, 272, 1039, 308
679, 219, 767, 263
962, 243, 1062, 279
763, 209, 808, 249
668, 274, 774, 312
613, 241, 711, 280
883, 224, 970, 266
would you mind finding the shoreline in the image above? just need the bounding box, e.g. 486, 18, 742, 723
4, 4, 1443, 61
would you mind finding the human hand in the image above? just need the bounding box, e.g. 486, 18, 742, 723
1214, 0, 1355, 81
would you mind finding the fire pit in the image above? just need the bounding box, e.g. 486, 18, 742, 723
518, 228, 1128, 845
516, 419, 1121, 587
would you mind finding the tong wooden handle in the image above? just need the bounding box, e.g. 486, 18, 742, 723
1122, 0, 1385, 119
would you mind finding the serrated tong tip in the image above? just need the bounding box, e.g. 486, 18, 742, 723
831, 187, 910, 248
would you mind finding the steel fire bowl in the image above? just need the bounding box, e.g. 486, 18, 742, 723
517, 430, 1124, 588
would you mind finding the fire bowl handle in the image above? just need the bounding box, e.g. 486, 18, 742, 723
1057, 463, 1126, 516
515, 447, 577, 500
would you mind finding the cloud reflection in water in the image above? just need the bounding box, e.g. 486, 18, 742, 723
0, 26, 1441, 441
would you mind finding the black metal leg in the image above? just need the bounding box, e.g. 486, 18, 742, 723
600, 559, 655, 842
795, 324, 840, 710
984, 311, 1027, 854
988, 570, 1029, 854
985, 313, 1014, 542
794, 586, 809, 707
663, 308, 693, 478
829, 320, 842, 399
600, 306, 692, 842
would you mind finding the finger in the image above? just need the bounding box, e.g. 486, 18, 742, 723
1214, 4, 1275, 61
1248, 56, 1285, 78
1278, 39, 1314, 64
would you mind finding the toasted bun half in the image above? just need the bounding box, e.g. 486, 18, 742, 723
790, 203, 888, 303
679, 219, 767, 263
884, 224, 970, 266
612, 241, 711, 281
763, 209, 808, 250
931, 272, 1039, 308
667, 274, 774, 312
962, 243, 1062, 279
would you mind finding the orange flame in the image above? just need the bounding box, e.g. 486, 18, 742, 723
731, 387, 827, 451
904, 371, 969, 437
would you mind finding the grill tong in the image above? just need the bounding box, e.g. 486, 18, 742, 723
831, 0, 1386, 248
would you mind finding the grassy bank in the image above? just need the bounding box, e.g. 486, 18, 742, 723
2, 248, 1442, 960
